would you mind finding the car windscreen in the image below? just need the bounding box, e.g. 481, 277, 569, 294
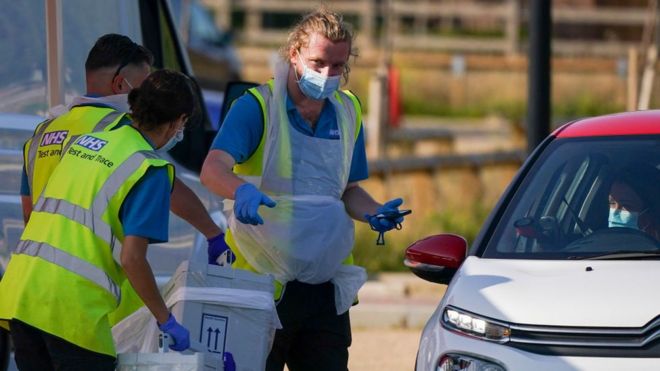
483, 135, 660, 259
0, 0, 142, 116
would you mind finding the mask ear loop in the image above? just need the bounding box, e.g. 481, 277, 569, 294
123, 78, 134, 90
294, 51, 307, 83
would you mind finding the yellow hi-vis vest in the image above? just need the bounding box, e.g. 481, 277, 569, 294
0, 125, 173, 356
23, 105, 126, 204
224, 81, 363, 300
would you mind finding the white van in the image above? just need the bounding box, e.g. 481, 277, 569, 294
0, 1, 228, 368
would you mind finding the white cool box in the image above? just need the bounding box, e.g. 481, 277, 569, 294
114, 260, 280, 371
116, 352, 222, 371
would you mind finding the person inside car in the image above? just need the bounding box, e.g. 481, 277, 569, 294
608, 172, 659, 242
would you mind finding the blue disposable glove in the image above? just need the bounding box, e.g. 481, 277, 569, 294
223, 351, 236, 371
365, 198, 407, 245
234, 183, 276, 225
158, 313, 190, 351
207, 233, 235, 265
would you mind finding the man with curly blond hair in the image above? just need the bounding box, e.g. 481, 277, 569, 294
202, 7, 409, 370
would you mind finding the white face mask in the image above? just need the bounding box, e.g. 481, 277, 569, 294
295, 54, 341, 100
158, 128, 184, 152
608, 208, 641, 229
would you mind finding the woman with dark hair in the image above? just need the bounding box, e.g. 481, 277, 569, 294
608, 169, 660, 242
0, 69, 194, 369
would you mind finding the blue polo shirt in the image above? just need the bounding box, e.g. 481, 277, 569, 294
119, 126, 171, 243
211, 92, 369, 182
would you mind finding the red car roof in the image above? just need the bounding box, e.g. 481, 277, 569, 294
555, 110, 660, 138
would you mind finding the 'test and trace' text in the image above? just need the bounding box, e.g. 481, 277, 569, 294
69, 135, 113, 167
67, 147, 114, 168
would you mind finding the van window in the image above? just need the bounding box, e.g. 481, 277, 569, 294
0, 0, 211, 173
0, 1, 142, 116
0, 2, 47, 115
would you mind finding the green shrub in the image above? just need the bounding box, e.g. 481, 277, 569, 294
553, 94, 624, 121
402, 99, 485, 117
402, 93, 623, 124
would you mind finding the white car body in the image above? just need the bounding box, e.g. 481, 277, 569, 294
417, 257, 660, 370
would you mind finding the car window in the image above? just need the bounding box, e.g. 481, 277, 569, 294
483, 135, 660, 259
0, 0, 142, 116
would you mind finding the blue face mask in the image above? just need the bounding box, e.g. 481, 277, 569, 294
159, 128, 184, 152
296, 54, 341, 100
608, 208, 640, 229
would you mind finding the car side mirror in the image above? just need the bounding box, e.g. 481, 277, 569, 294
404, 234, 468, 285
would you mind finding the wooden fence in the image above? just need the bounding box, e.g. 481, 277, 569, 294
202, 0, 652, 57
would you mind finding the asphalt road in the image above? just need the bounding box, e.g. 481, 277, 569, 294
349, 328, 421, 371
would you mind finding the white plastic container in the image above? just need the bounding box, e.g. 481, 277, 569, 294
116, 352, 222, 371
162, 261, 278, 371
113, 260, 280, 371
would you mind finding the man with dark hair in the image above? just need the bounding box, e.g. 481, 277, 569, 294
20, 34, 227, 322
84, 33, 154, 97
85, 33, 152, 69
22, 33, 153, 217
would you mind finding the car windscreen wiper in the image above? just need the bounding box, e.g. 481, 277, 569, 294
571, 250, 660, 260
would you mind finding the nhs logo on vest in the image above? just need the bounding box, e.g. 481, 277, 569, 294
40, 130, 68, 146
76, 135, 108, 151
